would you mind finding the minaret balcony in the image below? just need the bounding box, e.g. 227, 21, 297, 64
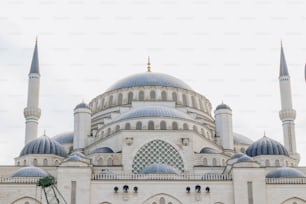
279, 109, 296, 120
24, 107, 41, 118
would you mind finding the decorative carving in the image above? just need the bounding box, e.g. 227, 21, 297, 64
125, 137, 133, 146
181, 138, 189, 146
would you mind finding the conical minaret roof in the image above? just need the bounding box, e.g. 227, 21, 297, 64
279, 42, 289, 77
29, 38, 39, 74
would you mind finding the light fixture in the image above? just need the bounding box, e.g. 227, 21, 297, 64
114, 186, 118, 193
133, 186, 138, 193
195, 185, 201, 193
205, 186, 210, 193
186, 186, 190, 193
123, 185, 129, 192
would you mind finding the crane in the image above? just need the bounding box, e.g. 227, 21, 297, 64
37, 176, 67, 204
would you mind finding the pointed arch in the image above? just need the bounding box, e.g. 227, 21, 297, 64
142, 193, 183, 204
281, 197, 306, 204
11, 196, 41, 204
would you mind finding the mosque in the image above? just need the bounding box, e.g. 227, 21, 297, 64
0, 40, 305, 204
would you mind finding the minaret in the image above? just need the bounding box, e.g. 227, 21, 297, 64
278, 43, 297, 155
24, 39, 41, 144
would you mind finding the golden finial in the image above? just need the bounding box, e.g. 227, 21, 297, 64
147, 56, 151, 72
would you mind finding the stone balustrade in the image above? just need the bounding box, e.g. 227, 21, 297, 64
266, 177, 306, 184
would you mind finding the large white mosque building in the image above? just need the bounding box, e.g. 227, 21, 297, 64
0, 40, 305, 204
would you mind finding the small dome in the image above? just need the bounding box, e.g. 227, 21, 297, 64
20, 135, 67, 157
106, 72, 192, 92
266, 167, 306, 178
237, 155, 253, 163
246, 136, 288, 157
90, 147, 114, 154
200, 147, 219, 154
231, 152, 246, 159
53, 132, 74, 144
140, 163, 178, 174
216, 103, 231, 111
64, 155, 82, 162
74, 102, 90, 110
12, 166, 49, 177
117, 105, 193, 121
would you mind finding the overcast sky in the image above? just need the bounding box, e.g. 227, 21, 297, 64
0, 0, 306, 166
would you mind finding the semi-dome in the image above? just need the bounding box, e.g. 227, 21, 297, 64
117, 105, 193, 121
74, 102, 90, 110
12, 166, 49, 177
106, 72, 192, 92
216, 103, 231, 111
139, 163, 178, 174
237, 155, 254, 163
64, 155, 82, 162
266, 167, 306, 178
20, 135, 67, 157
200, 147, 219, 154
90, 147, 114, 154
246, 136, 288, 157
53, 132, 74, 144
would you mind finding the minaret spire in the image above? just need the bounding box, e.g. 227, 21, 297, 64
147, 56, 151, 72
24, 39, 41, 144
278, 43, 298, 159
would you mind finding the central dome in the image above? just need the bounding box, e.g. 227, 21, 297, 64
106, 72, 192, 92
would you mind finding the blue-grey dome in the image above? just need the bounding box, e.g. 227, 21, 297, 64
266, 167, 306, 178
216, 103, 231, 111
246, 136, 289, 157
20, 135, 67, 157
90, 147, 114, 154
74, 102, 90, 110
140, 163, 178, 174
117, 105, 193, 121
12, 166, 49, 177
237, 155, 253, 163
106, 72, 192, 92
53, 132, 74, 144
200, 147, 219, 154
64, 155, 82, 162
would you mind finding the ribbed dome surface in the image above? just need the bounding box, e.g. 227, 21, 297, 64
266, 167, 306, 178
140, 163, 178, 174
20, 135, 67, 157
53, 132, 73, 144
246, 136, 288, 157
106, 72, 192, 92
12, 166, 49, 177
117, 105, 192, 121
90, 147, 114, 154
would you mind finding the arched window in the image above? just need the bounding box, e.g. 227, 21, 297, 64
107, 128, 111, 136
107, 157, 113, 166
172, 92, 177, 102
160, 121, 166, 130
150, 90, 156, 100
125, 123, 131, 130
160, 197, 165, 204
148, 121, 154, 130
118, 93, 123, 105
43, 159, 48, 166
201, 128, 205, 136
275, 159, 280, 166
191, 96, 197, 108
136, 121, 142, 130
265, 159, 270, 167
115, 125, 120, 132
183, 123, 189, 130
193, 125, 198, 133
182, 94, 188, 106
128, 92, 133, 104
55, 160, 59, 166
17, 161, 20, 166
139, 91, 145, 101
101, 98, 105, 109
23, 160, 26, 166
199, 99, 204, 110
203, 158, 208, 166
212, 158, 217, 166
161, 91, 167, 100
97, 157, 103, 166
172, 122, 178, 130
222, 159, 225, 166
286, 160, 289, 167
240, 147, 245, 153
109, 95, 113, 106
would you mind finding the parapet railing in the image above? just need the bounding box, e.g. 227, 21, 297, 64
0, 177, 40, 184
92, 173, 232, 181
266, 177, 306, 184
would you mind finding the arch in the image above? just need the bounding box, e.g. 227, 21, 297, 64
55, 160, 59, 166
33, 158, 38, 166
183, 123, 189, 130
125, 123, 131, 130
191, 96, 197, 109
136, 121, 142, 130
143, 193, 183, 204
199, 99, 204, 110
172, 92, 177, 103
150, 90, 156, 100
265, 159, 270, 167
97, 157, 103, 166
275, 159, 280, 167
118, 93, 123, 105
193, 125, 198, 133
11, 196, 41, 204
43, 158, 48, 166
203, 158, 208, 166
132, 140, 184, 173
115, 125, 120, 132
139, 91, 145, 101
281, 197, 306, 204
128, 92, 133, 104
182, 94, 188, 106
17, 161, 20, 166
148, 121, 155, 130
107, 128, 111, 136
240, 147, 245, 153
212, 158, 217, 166
161, 91, 167, 100
109, 95, 113, 106
172, 122, 178, 130
160, 121, 167, 130
107, 157, 113, 166
99, 202, 112, 204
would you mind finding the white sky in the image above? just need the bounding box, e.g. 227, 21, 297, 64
0, 0, 306, 166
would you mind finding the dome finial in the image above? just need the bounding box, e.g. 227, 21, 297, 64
263, 130, 266, 137
43, 129, 46, 136
147, 56, 151, 72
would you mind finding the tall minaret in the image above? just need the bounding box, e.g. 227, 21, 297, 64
24, 39, 41, 144
278, 43, 297, 155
